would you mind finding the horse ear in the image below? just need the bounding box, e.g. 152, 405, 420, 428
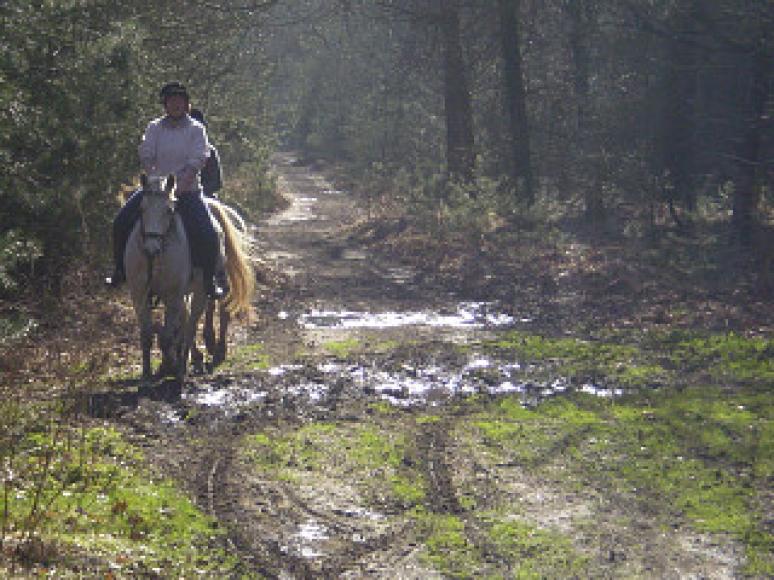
165, 174, 175, 193
141, 174, 148, 189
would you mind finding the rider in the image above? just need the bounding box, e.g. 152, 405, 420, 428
106, 82, 228, 299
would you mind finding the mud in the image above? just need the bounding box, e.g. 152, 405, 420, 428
93, 152, 744, 578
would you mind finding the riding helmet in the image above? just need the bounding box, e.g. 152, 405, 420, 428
159, 82, 189, 104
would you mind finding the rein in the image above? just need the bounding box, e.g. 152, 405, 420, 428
139, 191, 177, 309
146, 254, 155, 308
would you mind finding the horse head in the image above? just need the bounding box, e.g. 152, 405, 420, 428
139, 174, 176, 257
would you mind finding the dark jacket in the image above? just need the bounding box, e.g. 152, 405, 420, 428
201, 145, 222, 197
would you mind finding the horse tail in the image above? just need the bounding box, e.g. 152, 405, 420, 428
208, 199, 255, 316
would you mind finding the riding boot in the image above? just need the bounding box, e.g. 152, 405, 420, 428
105, 187, 142, 288
177, 190, 225, 300
105, 266, 126, 288
216, 270, 230, 297
205, 263, 228, 300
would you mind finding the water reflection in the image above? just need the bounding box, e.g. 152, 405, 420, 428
268, 356, 624, 409
288, 519, 329, 559
300, 302, 516, 329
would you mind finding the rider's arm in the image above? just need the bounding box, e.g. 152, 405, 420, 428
186, 124, 210, 173
177, 124, 210, 191
138, 120, 161, 174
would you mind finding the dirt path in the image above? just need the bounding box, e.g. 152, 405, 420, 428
96, 153, 744, 578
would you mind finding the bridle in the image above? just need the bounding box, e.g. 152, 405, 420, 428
139, 182, 176, 307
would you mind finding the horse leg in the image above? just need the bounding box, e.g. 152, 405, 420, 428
141, 331, 153, 380
136, 306, 154, 381
189, 302, 205, 375
176, 304, 189, 382
157, 311, 179, 379
203, 300, 216, 356
163, 298, 188, 382
186, 277, 208, 375
214, 304, 230, 366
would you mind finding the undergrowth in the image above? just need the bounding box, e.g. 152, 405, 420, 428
0, 405, 236, 577
467, 386, 773, 576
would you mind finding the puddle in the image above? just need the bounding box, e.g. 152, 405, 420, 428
286, 382, 329, 402
183, 384, 267, 412
355, 360, 612, 408
268, 364, 304, 376
266, 357, 623, 410
579, 384, 623, 398
287, 519, 330, 559
300, 302, 516, 330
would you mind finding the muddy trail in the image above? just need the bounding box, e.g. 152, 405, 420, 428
84, 153, 746, 579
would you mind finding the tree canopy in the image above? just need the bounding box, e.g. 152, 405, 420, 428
1, 0, 771, 294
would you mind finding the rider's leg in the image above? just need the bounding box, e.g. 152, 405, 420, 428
177, 192, 226, 299
106, 188, 143, 287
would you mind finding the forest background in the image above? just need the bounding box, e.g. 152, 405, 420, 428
1, 1, 773, 576
1, 0, 772, 303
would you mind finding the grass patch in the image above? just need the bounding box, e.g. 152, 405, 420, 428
322, 338, 362, 357
465, 387, 773, 575
487, 331, 665, 387
244, 419, 426, 508
664, 332, 774, 382
486, 329, 773, 388
0, 424, 236, 576
413, 510, 482, 579
413, 507, 589, 578
486, 516, 590, 578
221, 341, 271, 371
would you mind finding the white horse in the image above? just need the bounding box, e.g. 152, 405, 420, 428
125, 175, 253, 382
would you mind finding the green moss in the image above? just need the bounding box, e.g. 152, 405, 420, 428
243, 420, 425, 508
352, 426, 405, 468
368, 400, 399, 415
487, 330, 773, 389
222, 342, 271, 370
466, 387, 773, 574
322, 338, 362, 357
666, 332, 774, 382
416, 414, 443, 424
390, 474, 426, 505
473, 395, 600, 466
414, 510, 482, 578
0, 426, 236, 575
486, 517, 589, 577
487, 331, 663, 387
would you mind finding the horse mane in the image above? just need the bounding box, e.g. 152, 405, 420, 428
206, 199, 254, 317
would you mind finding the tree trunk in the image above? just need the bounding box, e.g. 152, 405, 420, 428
497, 0, 534, 204
660, 7, 699, 218
566, 0, 601, 220
439, 0, 475, 184
732, 36, 771, 243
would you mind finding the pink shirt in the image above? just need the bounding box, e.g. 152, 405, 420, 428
138, 115, 210, 192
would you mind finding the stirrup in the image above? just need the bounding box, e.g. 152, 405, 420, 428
105, 270, 125, 288
207, 284, 227, 300
216, 272, 230, 297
